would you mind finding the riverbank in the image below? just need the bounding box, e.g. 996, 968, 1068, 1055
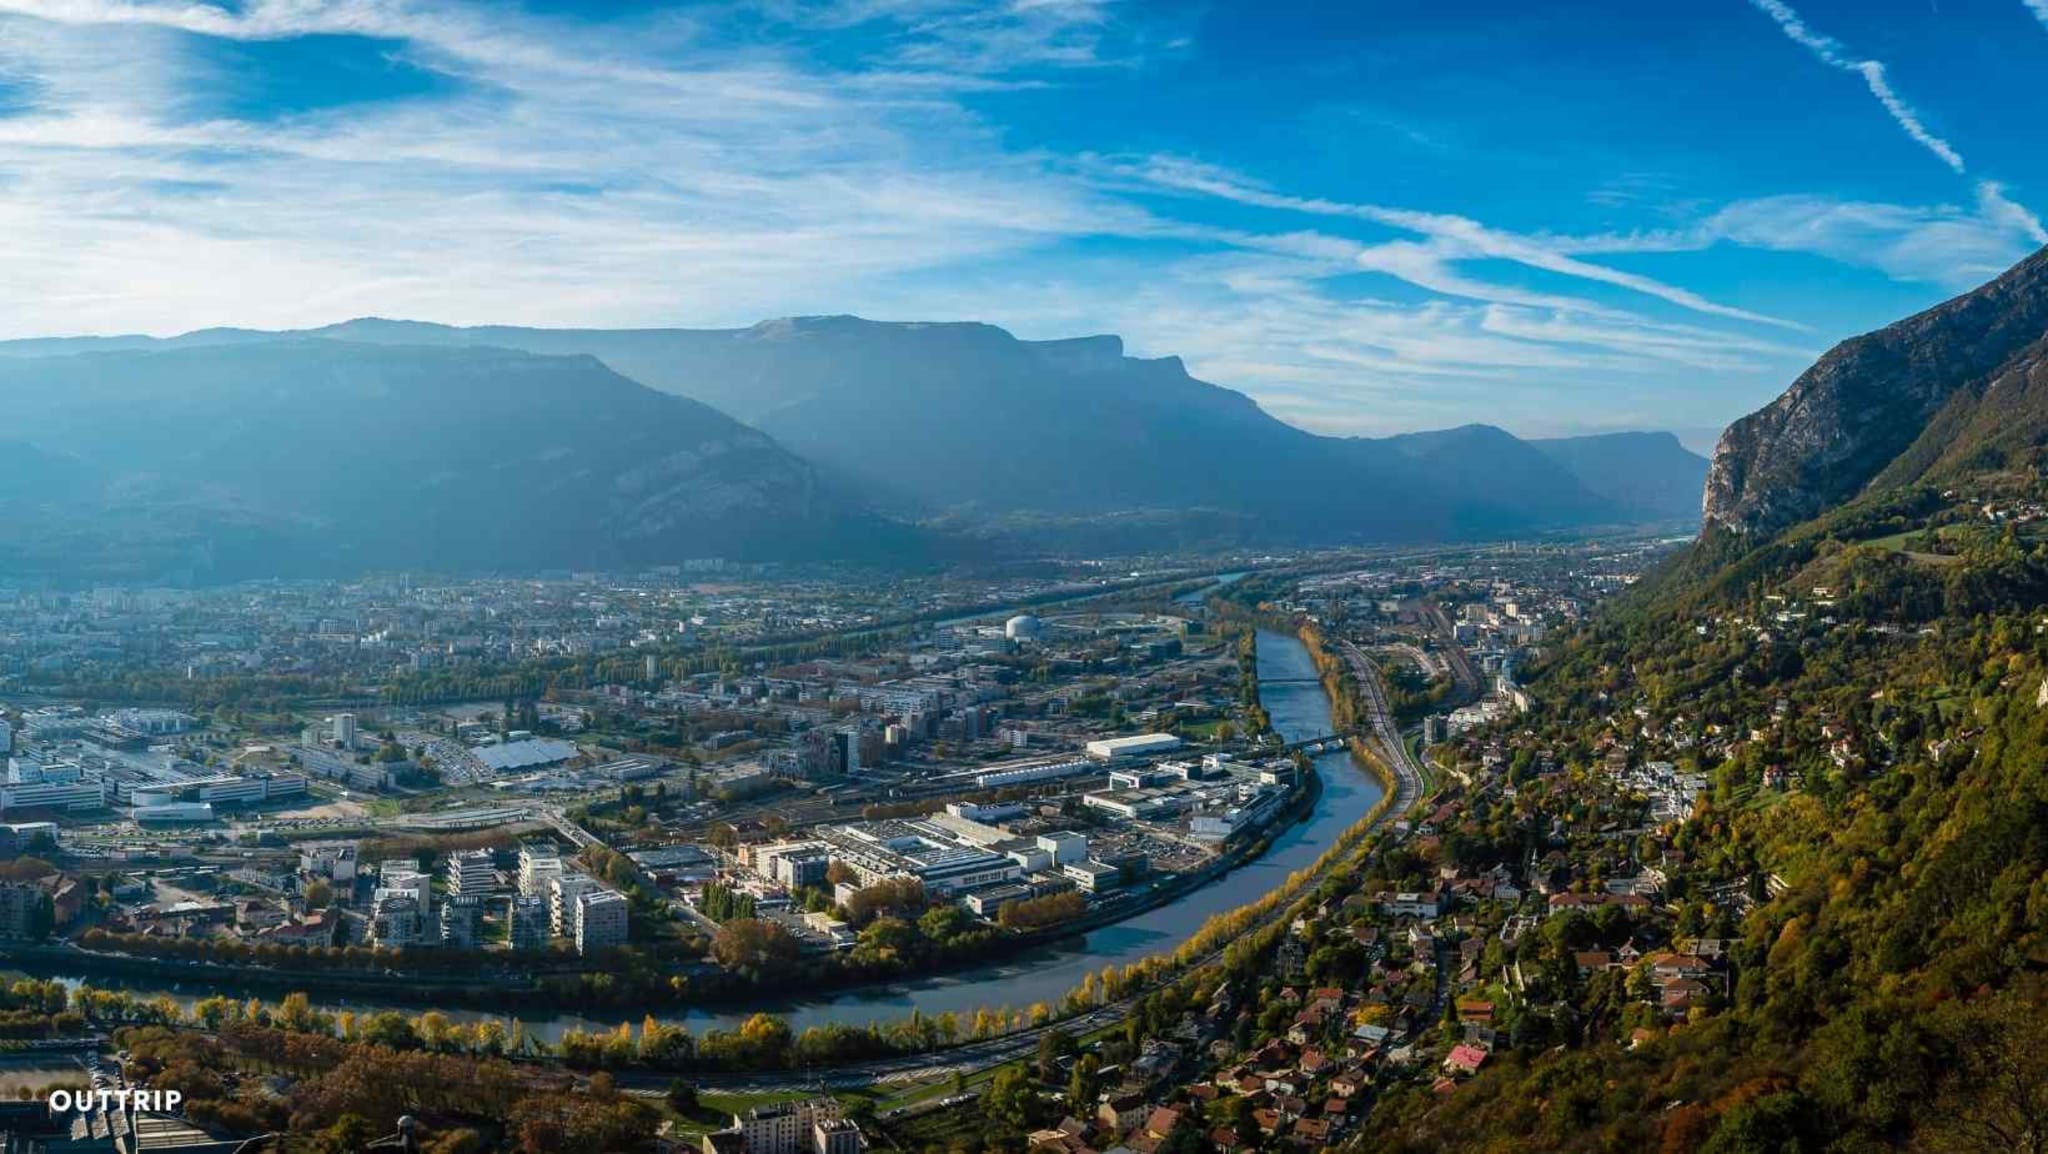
21, 770, 1330, 1016
26, 629, 1385, 1046
1295, 621, 1398, 795
11, 627, 1432, 1092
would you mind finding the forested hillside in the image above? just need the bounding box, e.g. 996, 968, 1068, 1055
1353, 485, 2048, 1153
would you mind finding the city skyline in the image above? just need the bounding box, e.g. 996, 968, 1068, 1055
2, 0, 2047, 440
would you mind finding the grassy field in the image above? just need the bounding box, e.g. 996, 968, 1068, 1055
1178, 719, 1236, 742
664, 1089, 813, 1135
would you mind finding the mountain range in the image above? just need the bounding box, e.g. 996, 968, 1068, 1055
0, 318, 1710, 580
0, 341, 910, 582
288, 317, 1710, 535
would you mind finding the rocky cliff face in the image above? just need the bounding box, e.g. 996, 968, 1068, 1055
1704, 244, 2048, 534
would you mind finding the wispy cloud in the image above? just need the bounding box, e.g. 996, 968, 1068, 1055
1977, 181, 2048, 246
0, 1, 1145, 334
1700, 189, 2045, 284
1560, 183, 2048, 287
1747, 0, 1963, 173
0, 0, 2028, 441
1744, 0, 2045, 258
2026, 0, 2048, 30
761, 0, 1177, 79
1124, 155, 1799, 328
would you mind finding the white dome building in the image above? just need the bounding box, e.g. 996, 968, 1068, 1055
1005, 614, 1044, 642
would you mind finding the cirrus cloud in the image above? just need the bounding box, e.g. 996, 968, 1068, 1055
0, 0, 2035, 442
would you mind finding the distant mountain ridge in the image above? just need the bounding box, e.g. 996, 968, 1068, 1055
1531, 431, 1711, 522
0, 340, 909, 581
22, 316, 1706, 530
0, 316, 1709, 578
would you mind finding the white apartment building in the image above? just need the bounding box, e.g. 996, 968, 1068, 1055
377, 865, 431, 910
517, 844, 564, 897
574, 888, 629, 955
440, 895, 483, 949
369, 891, 424, 947
734, 1100, 845, 1154
298, 841, 358, 883
447, 849, 496, 897
550, 871, 598, 936
814, 1119, 863, 1154
509, 895, 550, 951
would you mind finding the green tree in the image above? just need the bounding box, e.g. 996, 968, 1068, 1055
985, 1065, 1039, 1134
1067, 1053, 1101, 1113
1034, 1026, 1076, 1084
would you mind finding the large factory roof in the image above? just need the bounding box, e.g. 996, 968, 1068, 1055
474, 738, 581, 772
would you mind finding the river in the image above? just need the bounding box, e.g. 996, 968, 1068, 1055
49, 626, 1379, 1041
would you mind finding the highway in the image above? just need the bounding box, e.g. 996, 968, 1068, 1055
615, 998, 1140, 1097
1339, 639, 1428, 810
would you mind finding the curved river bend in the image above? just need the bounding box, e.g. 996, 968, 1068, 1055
54, 628, 1379, 1041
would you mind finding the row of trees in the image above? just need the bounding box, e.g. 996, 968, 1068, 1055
996, 890, 1087, 930
698, 881, 758, 923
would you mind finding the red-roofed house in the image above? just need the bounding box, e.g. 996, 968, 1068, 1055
1443, 1044, 1489, 1076
1142, 1108, 1183, 1141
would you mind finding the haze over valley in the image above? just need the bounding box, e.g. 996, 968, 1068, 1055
0, 317, 1709, 581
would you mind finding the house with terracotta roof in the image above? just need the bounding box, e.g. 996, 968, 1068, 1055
1140, 1108, 1182, 1142
1442, 1044, 1489, 1076
1291, 1117, 1332, 1144
1658, 977, 1710, 1013
1572, 950, 1615, 974
1644, 952, 1712, 982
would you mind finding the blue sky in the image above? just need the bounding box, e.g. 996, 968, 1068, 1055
2, 1, 2047, 445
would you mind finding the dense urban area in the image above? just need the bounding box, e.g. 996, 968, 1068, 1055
0, 537, 1687, 1152
10, 462, 2048, 1154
